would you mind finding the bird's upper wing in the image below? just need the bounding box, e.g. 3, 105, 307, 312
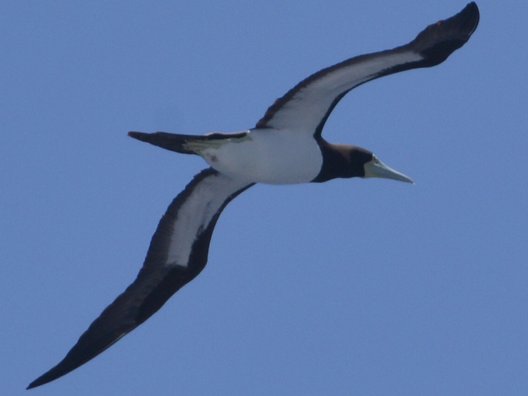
28, 168, 253, 389
255, 2, 479, 136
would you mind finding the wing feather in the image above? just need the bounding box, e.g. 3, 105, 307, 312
28, 169, 253, 389
255, 3, 479, 136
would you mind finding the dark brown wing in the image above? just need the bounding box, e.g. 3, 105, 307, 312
255, 3, 479, 137
28, 168, 253, 389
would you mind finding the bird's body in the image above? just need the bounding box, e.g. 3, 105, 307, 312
28, 3, 479, 389
188, 129, 323, 184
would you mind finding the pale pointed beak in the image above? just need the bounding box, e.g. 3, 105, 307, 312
364, 155, 414, 184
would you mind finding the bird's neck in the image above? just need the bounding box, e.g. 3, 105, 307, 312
312, 139, 364, 183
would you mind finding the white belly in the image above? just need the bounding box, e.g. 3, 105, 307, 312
201, 129, 322, 184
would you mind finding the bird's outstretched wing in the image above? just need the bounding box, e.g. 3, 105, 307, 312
255, 2, 479, 136
28, 168, 253, 389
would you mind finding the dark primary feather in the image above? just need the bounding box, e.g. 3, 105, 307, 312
127, 131, 248, 155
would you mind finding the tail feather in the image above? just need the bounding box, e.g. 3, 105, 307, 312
128, 131, 248, 154
128, 131, 196, 154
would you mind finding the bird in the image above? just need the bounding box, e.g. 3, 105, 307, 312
28, 2, 479, 389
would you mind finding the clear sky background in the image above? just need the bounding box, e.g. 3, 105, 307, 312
2, 1, 527, 395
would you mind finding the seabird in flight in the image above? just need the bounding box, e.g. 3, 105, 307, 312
28, 3, 479, 389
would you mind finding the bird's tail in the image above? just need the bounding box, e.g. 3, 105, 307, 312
128, 131, 221, 154
128, 131, 248, 155
128, 131, 247, 155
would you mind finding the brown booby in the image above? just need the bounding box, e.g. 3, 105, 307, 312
28, 3, 479, 389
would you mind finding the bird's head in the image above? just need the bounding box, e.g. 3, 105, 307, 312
314, 143, 413, 184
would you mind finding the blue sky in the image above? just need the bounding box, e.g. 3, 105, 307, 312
2, 1, 527, 395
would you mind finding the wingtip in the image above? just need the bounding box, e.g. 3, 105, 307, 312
26, 346, 90, 390
466, 2, 479, 14
128, 131, 149, 141
410, 2, 480, 66
459, 2, 480, 35
26, 367, 63, 390
27, 375, 48, 390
